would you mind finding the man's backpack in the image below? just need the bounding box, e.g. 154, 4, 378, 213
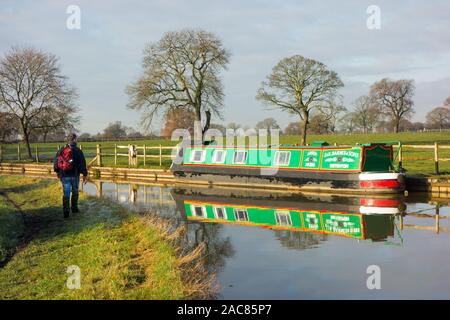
57, 145, 74, 171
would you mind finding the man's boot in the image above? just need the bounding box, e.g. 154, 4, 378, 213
63, 197, 70, 218
71, 193, 79, 213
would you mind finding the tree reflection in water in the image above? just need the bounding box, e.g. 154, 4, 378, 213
274, 229, 327, 250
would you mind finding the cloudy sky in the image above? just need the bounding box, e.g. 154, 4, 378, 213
1, 0, 449, 134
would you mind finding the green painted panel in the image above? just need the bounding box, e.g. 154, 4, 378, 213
301, 212, 323, 231
185, 201, 364, 239
321, 148, 362, 171
322, 213, 363, 238
301, 150, 321, 169
183, 145, 386, 173
362, 145, 393, 172
184, 202, 302, 229
184, 147, 303, 168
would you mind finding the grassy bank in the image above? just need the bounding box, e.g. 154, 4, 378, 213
1, 131, 449, 174
0, 175, 212, 299
0, 191, 24, 264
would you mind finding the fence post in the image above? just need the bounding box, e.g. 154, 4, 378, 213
435, 205, 440, 234
398, 144, 403, 170
17, 144, 20, 161
114, 144, 117, 165
135, 146, 139, 167
0, 145, 2, 162
434, 142, 439, 175
143, 144, 146, 167
96, 144, 102, 166
159, 144, 162, 167
35, 145, 40, 163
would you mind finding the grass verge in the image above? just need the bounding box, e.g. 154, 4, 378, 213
0, 175, 214, 299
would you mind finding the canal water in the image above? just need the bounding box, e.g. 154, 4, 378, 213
83, 181, 450, 299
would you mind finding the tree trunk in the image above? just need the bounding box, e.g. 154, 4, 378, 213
202, 110, 211, 136
20, 121, 33, 159
300, 111, 309, 146
193, 108, 203, 142
23, 131, 32, 159
394, 119, 400, 133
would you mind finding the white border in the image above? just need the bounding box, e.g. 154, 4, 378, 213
233, 151, 248, 164
274, 151, 291, 166
212, 149, 226, 164
359, 206, 400, 215
275, 210, 292, 226
233, 208, 249, 221
190, 149, 206, 163
213, 206, 227, 219
190, 204, 207, 218
359, 172, 401, 181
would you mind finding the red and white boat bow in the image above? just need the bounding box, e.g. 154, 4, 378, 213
359, 197, 403, 214
358, 172, 405, 192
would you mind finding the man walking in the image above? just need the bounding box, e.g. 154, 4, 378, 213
54, 133, 88, 218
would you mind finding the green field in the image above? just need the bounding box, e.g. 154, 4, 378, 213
1, 131, 449, 174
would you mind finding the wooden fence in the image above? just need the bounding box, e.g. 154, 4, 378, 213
396, 143, 450, 175
400, 205, 450, 234
87, 144, 176, 167
0, 142, 449, 173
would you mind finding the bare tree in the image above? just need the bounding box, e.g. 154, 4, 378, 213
426, 106, 450, 130
102, 121, 129, 139
127, 29, 230, 138
369, 78, 414, 133
0, 112, 20, 142
308, 113, 330, 134
226, 122, 241, 131
316, 95, 347, 133
284, 122, 301, 135
256, 55, 343, 145
444, 97, 450, 107
0, 47, 78, 157
351, 95, 379, 133
341, 112, 357, 133
32, 104, 79, 142
160, 108, 196, 137
255, 117, 281, 132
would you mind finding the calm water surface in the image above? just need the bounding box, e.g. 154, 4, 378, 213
83, 181, 450, 299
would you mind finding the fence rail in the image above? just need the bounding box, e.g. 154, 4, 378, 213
92, 144, 176, 167
396, 143, 450, 175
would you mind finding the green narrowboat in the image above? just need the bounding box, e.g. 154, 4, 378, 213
170, 141, 405, 194
171, 187, 402, 241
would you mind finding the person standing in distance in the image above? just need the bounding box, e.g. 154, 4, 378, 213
54, 133, 87, 218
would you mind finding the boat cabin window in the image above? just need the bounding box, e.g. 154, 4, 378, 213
275, 211, 292, 226
274, 151, 291, 166
190, 150, 206, 163
212, 149, 226, 163
233, 151, 248, 164
234, 208, 249, 222
191, 205, 207, 218
213, 207, 227, 220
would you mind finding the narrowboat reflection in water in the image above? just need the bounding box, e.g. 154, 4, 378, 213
171, 187, 405, 241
